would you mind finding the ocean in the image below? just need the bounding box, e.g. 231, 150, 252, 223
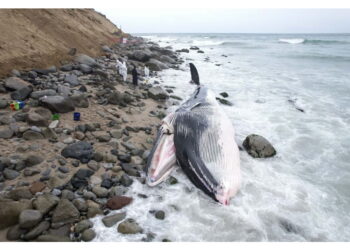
92, 33, 350, 241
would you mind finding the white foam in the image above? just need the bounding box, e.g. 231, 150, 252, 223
278, 38, 305, 44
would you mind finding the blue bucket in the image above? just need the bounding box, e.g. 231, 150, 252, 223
73, 112, 81, 121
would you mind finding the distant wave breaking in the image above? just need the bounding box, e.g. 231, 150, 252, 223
279, 38, 349, 45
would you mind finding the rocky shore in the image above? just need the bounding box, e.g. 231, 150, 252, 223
0, 37, 183, 242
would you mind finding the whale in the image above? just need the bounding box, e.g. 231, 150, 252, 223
146, 63, 241, 205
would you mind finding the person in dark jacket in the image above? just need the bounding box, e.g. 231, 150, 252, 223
132, 65, 138, 87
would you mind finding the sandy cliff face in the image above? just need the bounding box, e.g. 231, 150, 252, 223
0, 9, 124, 77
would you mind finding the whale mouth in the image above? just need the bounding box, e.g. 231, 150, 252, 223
146, 124, 177, 186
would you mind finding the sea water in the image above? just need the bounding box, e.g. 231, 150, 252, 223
92, 33, 350, 241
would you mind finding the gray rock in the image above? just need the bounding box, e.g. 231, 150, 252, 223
70, 93, 89, 108
72, 198, 88, 212
57, 85, 71, 97
128, 50, 153, 62
31, 89, 56, 99
10, 86, 33, 101
61, 141, 94, 163
148, 86, 169, 100
0, 99, 8, 109
23, 220, 50, 240
52, 189, 61, 196
243, 134, 277, 158
101, 45, 112, 53
92, 186, 109, 198
3, 168, 20, 180
102, 212, 126, 227
159, 55, 176, 64
117, 219, 143, 234
33, 193, 60, 214
75, 219, 93, 233
79, 64, 92, 74
6, 187, 33, 200
25, 154, 44, 167
19, 209, 43, 229
75, 54, 100, 68
155, 210, 165, 220
51, 199, 80, 225
146, 59, 169, 71
0, 126, 14, 139
40, 95, 75, 113
61, 190, 74, 200
64, 74, 79, 86
109, 186, 128, 197
216, 97, 233, 106
83, 190, 97, 200
22, 130, 44, 140
110, 129, 123, 139
4, 77, 31, 91
36, 235, 71, 242
60, 64, 73, 71
6, 224, 27, 241
81, 228, 96, 242
0, 200, 32, 230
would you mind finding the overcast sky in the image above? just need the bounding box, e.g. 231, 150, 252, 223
95, 8, 350, 34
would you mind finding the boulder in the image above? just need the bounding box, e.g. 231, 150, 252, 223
33, 66, 57, 75
74, 219, 93, 233
36, 235, 71, 242
22, 130, 44, 140
33, 193, 60, 214
10, 86, 33, 101
19, 209, 43, 229
31, 89, 56, 99
23, 221, 50, 240
79, 64, 92, 74
4, 77, 31, 91
148, 86, 169, 100
75, 54, 100, 68
61, 141, 94, 163
64, 74, 79, 86
159, 55, 176, 64
70, 93, 89, 108
128, 50, 153, 62
6, 187, 33, 200
242, 134, 277, 158
40, 95, 75, 113
3, 168, 20, 180
81, 229, 96, 242
0, 200, 32, 229
106, 196, 133, 210
60, 64, 73, 71
51, 199, 80, 225
146, 59, 169, 71
92, 186, 109, 198
0, 127, 14, 139
6, 224, 27, 241
26, 108, 52, 127
102, 212, 126, 227
117, 219, 142, 234
24, 154, 44, 167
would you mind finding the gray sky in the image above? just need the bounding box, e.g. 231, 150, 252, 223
95, 8, 350, 33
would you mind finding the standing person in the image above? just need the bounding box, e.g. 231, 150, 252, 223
120, 61, 128, 82
116, 58, 123, 76
132, 65, 138, 87
144, 66, 150, 83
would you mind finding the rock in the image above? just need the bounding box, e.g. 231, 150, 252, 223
33, 193, 59, 214
74, 219, 93, 233
155, 210, 165, 220
31, 89, 57, 100
243, 134, 276, 158
7, 187, 33, 200
60, 64, 73, 71
79, 64, 92, 74
159, 55, 176, 64
92, 186, 109, 198
48, 176, 69, 189
25, 154, 44, 167
58, 166, 69, 173
19, 209, 42, 229
148, 86, 169, 100
73, 198, 88, 212
4, 77, 31, 91
49, 120, 59, 129
176, 48, 189, 53
117, 219, 142, 234
87, 160, 99, 171
190, 46, 199, 50
40, 95, 75, 113
29, 181, 46, 194
120, 174, 133, 187
106, 196, 133, 210
128, 50, 152, 62
75, 168, 94, 179
109, 186, 128, 197
146, 58, 169, 71
33, 66, 56, 75
216, 97, 233, 106
51, 199, 80, 225
22, 130, 44, 140
110, 129, 123, 139
57, 85, 71, 97
61, 141, 94, 163
0, 200, 32, 230
81, 228, 96, 242
166, 176, 178, 185
197, 50, 204, 53
3, 168, 20, 180
27, 108, 51, 127
23, 221, 50, 240
0, 99, 8, 109
93, 131, 111, 142
101, 178, 113, 189
64, 74, 79, 86
0, 126, 14, 139
61, 190, 74, 200
10, 86, 33, 101
75, 54, 100, 68
6, 224, 27, 241
36, 235, 71, 242
170, 95, 182, 101
102, 45, 113, 53
70, 168, 94, 189
102, 212, 126, 227
220, 92, 229, 98
70, 93, 89, 108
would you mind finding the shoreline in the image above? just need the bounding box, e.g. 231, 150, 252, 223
0, 35, 183, 242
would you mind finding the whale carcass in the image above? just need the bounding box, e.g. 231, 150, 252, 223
146, 64, 241, 205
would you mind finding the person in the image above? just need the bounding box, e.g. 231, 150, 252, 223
116, 58, 123, 76
144, 66, 150, 83
132, 66, 138, 87
120, 61, 128, 82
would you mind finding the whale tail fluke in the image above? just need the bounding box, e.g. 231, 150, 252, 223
189, 63, 200, 85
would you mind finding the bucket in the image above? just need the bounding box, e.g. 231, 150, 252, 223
73, 112, 81, 121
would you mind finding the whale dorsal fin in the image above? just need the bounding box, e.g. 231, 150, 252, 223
189, 63, 200, 85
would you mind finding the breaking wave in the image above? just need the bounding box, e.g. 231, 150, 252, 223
279, 38, 349, 45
